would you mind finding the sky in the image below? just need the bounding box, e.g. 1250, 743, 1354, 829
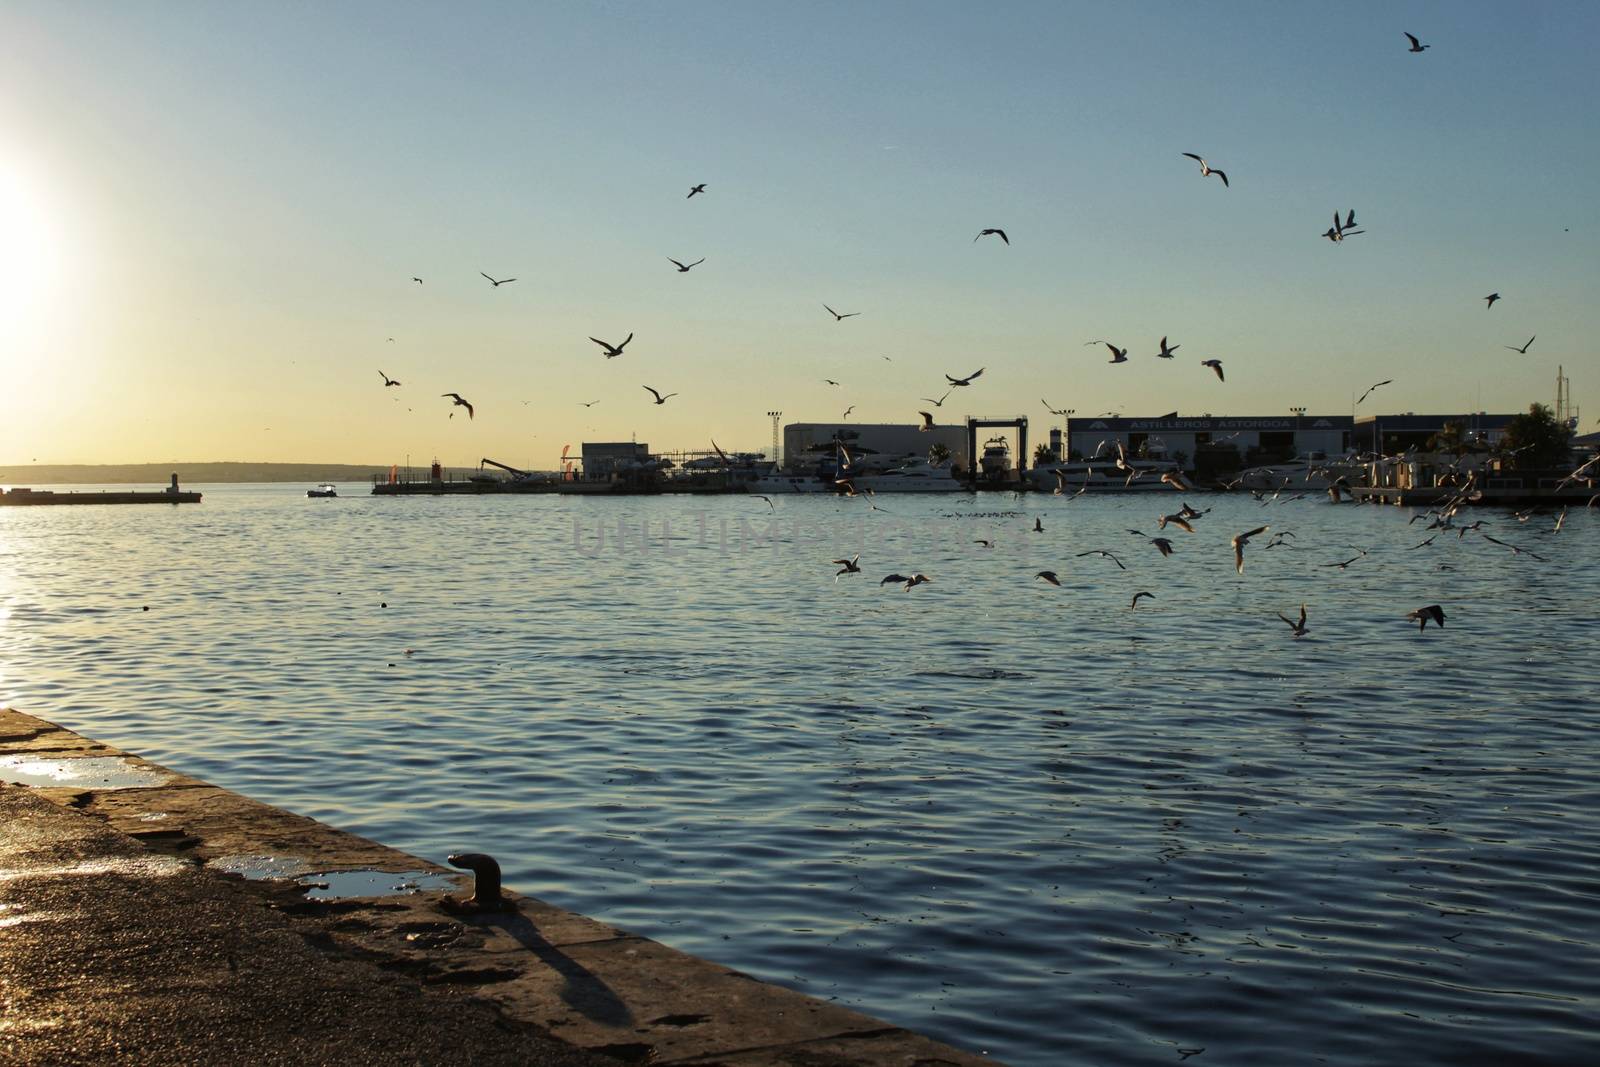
1, 1, 1596, 468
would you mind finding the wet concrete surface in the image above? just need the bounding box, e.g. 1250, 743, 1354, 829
0, 786, 610, 1066
0, 708, 994, 1065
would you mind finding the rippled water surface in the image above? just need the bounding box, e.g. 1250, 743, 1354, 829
2, 484, 1597, 1065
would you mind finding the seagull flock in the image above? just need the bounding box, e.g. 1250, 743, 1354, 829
376, 30, 1540, 428
362, 30, 1580, 642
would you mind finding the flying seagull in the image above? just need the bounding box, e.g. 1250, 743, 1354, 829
921, 390, 953, 408
974, 228, 1009, 244
1357, 379, 1393, 404
832, 555, 861, 579
441, 392, 474, 419
1105, 343, 1129, 364
945, 367, 985, 386
843, 405, 856, 418
1181, 153, 1229, 187
1407, 604, 1446, 630
581, 400, 600, 407
480, 273, 516, 287
591, 333, 634, 358
1404, 32, 1429, 53
1485, 293, 1500, 308
1130, 591, 1155, 609
1033, 516, 1044, 532
918, 411, 935, 431
379, 370, 401, 387
1158, 512, 1195, 533
1201, 359, 1225, 381
1043, 399, 1071, 416
687, 183, 706, 198
1231, 525, 1269, 574
1075, 549, 1126, 570
823, 304, 860, 321
411, 277, 423, 285
1035, 570, 1061, 586
1157, 336, 1180, 359
1505, 336, 1535, 354
1277, 604, 1309, 637
823, 379, 841, 386
668, 257, 705, 272
643, 386, 678, 405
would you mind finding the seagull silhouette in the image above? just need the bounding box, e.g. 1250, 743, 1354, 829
974, 228, 1009, 244
591, 333, 633, 358
1201, 359, 1225, 381
1404, 32, 1429, 53
832, 555, 861, 579
1277, 604, 1309, 637
643, 386, 678, 405
1075, 549, 1126, 570
1157, 336, 1180, 359
1035, 571, 1061, 586
668, 257, 705, 272
1105, 343, 1129, 364
1505, 336, 1535, 354
442, 392, 474, 419
480, 273, 516, 287
921, 390, 954, 408
379, 370, 401, 387
687, 183, 706, 198
411, 277, 423, 285
1131, 591, 1155, 609
823, 304, 860, 321
1407, 604, 1446, 630
1043, 399, 1071, 416
1181, 153, 1228, 187
1357, 380, 1393, 404
918, 411, 935, 431
945, 367, 985, 386
1484, 292, 1500, 308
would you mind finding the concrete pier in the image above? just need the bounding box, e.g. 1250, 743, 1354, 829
0, 707, 994, 1065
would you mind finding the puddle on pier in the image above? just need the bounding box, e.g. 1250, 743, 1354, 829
0, 755, 169, 789
210, 854, 455, 900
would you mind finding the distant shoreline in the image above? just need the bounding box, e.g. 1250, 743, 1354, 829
0, 463, 475, 485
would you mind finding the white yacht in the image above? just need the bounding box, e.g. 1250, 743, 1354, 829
1236, 452, 1364, 490
1030, 460, 1180, 493
844, 458, 963, 493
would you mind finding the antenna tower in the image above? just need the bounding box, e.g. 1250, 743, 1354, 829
767, 411, 782, 468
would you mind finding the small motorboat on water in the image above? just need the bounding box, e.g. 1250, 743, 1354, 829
307, 483, 338, 498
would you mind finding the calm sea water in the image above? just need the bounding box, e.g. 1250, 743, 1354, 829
2, 483, 1596, 1065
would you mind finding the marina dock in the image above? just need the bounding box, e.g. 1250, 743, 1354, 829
0, 706, 991, 1066
0, 474, 201, 506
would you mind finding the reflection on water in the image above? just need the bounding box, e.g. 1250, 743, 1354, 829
2, 484, 1597, 1065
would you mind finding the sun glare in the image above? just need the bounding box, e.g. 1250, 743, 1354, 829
0, 163, 66, 342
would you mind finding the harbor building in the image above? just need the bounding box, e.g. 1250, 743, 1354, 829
579, 442, 664, 478
783, 422, 969, 473
1055, 414, 1353, 476
1351, 413, 1516, 455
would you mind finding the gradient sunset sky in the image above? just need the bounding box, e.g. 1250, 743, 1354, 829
2, 2, 1596, 467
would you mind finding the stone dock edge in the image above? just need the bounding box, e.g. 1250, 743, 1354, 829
0, 707, 993, 1065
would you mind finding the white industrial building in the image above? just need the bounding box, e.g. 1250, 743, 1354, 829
1058, 414, 1354, 468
